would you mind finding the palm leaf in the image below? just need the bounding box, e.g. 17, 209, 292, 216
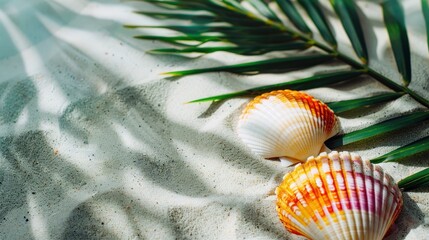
147, 42, 310, 55
134, 33, 296, 46
123, 25, 282, 35
326, 111, 429, 149
188, 70, 362, 103
275, 0, 312, 35
297, 0, 337, 47
370, 135, 429, 164
327, 92, 404, 114
163, 54, 333, 77
246, 0, 281, 22
329, 0, 368, 63
134, 11, 218, 23
398, 168, 429, 191
381, 0, 412, 85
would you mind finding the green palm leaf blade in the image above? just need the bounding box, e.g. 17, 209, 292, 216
123, 25, 282, 35
134, 0, 256, 25
326, 111, 429, 149
163, 54, 333, 77
148, 42, 310, 55
133, 3, 263, 27
134, 11, 218, 23
398, 168, 429, 191
246, 0, 281, 22
134, 35, 205, 46
381, 0, 412, 85
134, 33, 295, 45
275, 0, 312, 35
188, 70, 362, 103
329, 0, 368, 64
297, 0, 337, 47
370, 135, 429, 164
134, 0, 204, 10
422, 0, 429, 50
137, 0, 231, 12
327, 92, 404, 114
222, 0, 248, 12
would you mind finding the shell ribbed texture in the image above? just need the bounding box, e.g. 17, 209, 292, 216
238, 90, 339, 161
276, 151, 403, 240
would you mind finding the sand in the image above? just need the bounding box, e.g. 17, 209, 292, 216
0, 0, 428, 239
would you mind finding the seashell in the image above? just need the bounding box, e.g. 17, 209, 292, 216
237, 90, 339, 165
276, 151, 403, 240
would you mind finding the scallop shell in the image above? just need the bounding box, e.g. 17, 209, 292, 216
276, 151, 403, 240
237, 90, 339, 164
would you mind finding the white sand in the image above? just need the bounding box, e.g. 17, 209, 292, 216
0, 0, 428, 239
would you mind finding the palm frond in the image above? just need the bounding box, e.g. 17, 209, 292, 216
370, 135, 429, 164
188, 70, 362, 103
275, 0, 312, 35
326, 111, 429, 149
148, 41, 309, 55
134, 11, 218, 23
162, 54, 333, 76
297, 0, 337, 47
398, 168, 429, 191
381, 0, 411, 85
326, 92, 404, 114
246, 0, 281, 22
329, 0, 367, 63
134, 33, 296, 46
127, 0, 429, 191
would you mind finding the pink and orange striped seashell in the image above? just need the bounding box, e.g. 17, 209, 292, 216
276, 151, 403, 240
237, 90, 339, 165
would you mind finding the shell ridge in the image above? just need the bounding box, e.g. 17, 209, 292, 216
313, 97, 335, 156
293, 96, 313, 159
293, 100, 318, 159
297, 161, 330, 238
377, 172, 391, 239
292, 92, 320, 159
305, 97, 324, 159
240, 98, 285, 157
321, 153, 349, 239
300, 160, 332, 239
337, 152, 357, 240
310, 154, 337, 238
329, 155, 349, 239
381, 174, 396, 238
303, 158, 335, 238
355, 156, 369, 239
303, 97, 322, 159
286, 105, 308, 159
277, 169, 310, 237
276, 178, 302, 235
372, 165, 385, 240
348, 153, 364, 240
249, 105, 283, 152
330, 152, 353, 239
381, 173, 402, 239
288, 163, 324, 238
363, 160, 376, 240
385, 171, 400, 238
240, 103, 292, 157
244, 97, 309, 159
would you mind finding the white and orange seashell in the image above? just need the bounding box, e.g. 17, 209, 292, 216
276, 151, 403, 240
237, 90, 340, 165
